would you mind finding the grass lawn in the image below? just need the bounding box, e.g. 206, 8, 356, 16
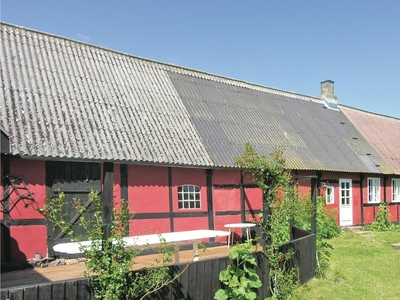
294, 230, 400, 300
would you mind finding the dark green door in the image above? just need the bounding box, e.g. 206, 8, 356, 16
46, 161, 101, 254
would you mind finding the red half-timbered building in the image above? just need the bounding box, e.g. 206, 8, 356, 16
1, 23, 399, 263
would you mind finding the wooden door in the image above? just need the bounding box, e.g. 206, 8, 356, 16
46, 161, 101, 250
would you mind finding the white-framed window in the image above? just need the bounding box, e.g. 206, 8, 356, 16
326, 186, 334, 204
178, 185, 201, 209
393, 178, 400, 202
368, 178, 380, 203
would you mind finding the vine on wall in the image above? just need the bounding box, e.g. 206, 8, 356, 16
39, 190, 187, 300
218, 143, 340, 299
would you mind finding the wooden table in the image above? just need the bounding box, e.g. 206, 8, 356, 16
224, 223, 256, 248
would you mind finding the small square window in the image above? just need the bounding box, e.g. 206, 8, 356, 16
178, 185, 201, 209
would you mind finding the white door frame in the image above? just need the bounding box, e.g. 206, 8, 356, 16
339, 179, 353, 226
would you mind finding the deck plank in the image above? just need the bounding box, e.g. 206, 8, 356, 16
1, 245, 231, 289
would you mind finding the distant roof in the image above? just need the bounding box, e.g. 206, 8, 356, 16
342, 106, 400, 174
0, 22, 392, 173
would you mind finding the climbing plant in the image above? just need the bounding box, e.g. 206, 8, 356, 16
233, 143, 339, 298
231, 143, 300, 299
39, 190, 187, 300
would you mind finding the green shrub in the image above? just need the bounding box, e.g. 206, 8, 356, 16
363, 202, 400, 232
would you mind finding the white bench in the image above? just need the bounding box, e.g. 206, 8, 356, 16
224, 223, 257, 248
53, 229, 230, 264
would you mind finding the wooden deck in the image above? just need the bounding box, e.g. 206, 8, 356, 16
1, 245, 231, 289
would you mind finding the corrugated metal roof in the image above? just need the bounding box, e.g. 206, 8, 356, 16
0, 23, 214, 166
0, 22, 393, 174
342, 106, 400, 174
167, 71, 391, 173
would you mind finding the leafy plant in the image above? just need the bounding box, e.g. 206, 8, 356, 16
363, 202, 400, 232
215, 241, 262, 300
229, 143, 340, 298
234, 143, 301, 299
39, 190, 185, 300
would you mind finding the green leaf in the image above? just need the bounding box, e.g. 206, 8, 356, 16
214, 289, 229, 300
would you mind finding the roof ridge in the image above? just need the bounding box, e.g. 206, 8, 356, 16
340, 104, 400, 121
1, 21, 321, 105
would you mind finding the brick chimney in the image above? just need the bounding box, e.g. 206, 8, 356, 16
319, 80, 339, 110
319, 80, 337, 100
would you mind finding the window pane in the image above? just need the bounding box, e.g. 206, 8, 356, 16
393, 179, 400, 202
178, 185, 201, 209
368, 178, 380, 203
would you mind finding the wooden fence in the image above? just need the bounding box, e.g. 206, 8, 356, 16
1, 229, 315, 300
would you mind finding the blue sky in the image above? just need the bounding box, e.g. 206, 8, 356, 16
1, 0, 399, 118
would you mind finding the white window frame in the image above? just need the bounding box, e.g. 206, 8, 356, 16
178, 185, 201, 209
368, 177, 380, 203
393, 178, 400, 202
325, 186, 334, 204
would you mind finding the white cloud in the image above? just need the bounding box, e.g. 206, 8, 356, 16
77, 33, 90, 41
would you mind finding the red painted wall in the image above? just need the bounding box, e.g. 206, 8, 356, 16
113, 163, 121, 204
9, 159, 46, 220
131, 219, 171, 235
173, 217, 209, 231
128, 165, 170, 234
129, 165, 170, 214
10, 225, 47, 261
213, 169, 242, 234
5, 159, 47, 261
244, 188, 262, 222
212, 169, 262, 242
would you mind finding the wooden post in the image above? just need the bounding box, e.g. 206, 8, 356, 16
360, 173, 365, 226
120, 164, 129, 234
311, 177, 317, 235
1, 158, 11, 262
168, 167, 174, 232
206, 169, 215, 231
240, 171, 246, 223
261, 179, 272, 250
102, 162, 114, 240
